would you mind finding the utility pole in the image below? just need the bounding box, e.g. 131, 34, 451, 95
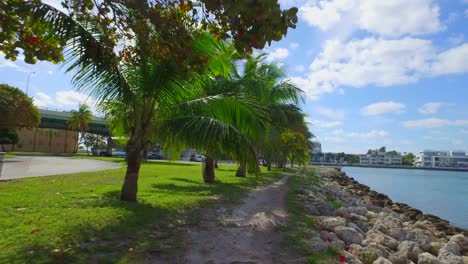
26, 71, 36, 95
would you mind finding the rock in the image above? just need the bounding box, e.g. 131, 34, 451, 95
350, 213, 368, 222
449, 234, 468, 253
335, 226, 364, 245
430, 242, 443, 256
440, 242, 461, 255
418, 253, 444, 264
317, 216, 347, 231
438, 252, 463, 264
315, 200, 337, 216
349, 206, 368, 216
301, 236, 328, 254
364, 243, 391, 258
337, 207, 350, 218
348, 222, 365, 235
394, 241, 423, 263
353, 220, 370, 233
343, 250, 364, 264
363, 230, 399, 251
374, 215, 404, 240
366, 211, 380, 220
319, 230, 345, 249
372, 257, 392, 264
438, 242, 463, 264
304, 203, 320, 216
462, 256, 468, 264
388, 251, 408, 264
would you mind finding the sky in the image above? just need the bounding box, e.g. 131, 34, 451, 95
1, 0, 467, 154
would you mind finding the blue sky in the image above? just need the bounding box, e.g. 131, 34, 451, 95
1, 0, 467, 154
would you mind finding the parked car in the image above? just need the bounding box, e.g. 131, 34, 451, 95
95, 150, 110, 157
112, 151, 126, 158
189, 154, 205, 162
147, 152, 164, 160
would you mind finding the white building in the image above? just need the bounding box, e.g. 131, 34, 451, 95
415, 150, 468, 168
360, 151, 402, 166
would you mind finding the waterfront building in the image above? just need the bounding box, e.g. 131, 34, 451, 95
415, 150, 468, 168
359, 151, 402, 166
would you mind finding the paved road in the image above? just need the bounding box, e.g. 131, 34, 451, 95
0, 156, 121, 180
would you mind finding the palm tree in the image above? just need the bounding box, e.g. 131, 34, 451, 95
29, 3, 268, 201
210, 55, 305, 176
47, 128, 57, 153
68, 104, 93, 155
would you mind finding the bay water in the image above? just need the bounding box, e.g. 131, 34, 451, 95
342, 166, 468, 229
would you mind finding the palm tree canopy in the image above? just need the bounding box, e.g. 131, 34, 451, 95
68, 104, 93, 132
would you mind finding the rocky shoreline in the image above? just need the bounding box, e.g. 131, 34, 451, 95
294, 167, 468, 264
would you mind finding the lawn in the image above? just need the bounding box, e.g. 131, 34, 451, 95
0, 161, 283, 263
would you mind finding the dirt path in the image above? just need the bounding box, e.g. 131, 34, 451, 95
174, 175, 305, 264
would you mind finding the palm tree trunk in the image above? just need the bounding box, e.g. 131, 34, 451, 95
236, 162, 246, 177
120, 133, 145, 202
64, 130, 67, 153
203, 156, 215, 183
33, 128, 37, 152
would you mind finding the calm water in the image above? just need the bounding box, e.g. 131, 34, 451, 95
342, 166, 468, 229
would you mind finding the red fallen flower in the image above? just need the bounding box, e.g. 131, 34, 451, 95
27, 36, 40, 43
179, 1, 185, 10
338, 255, 347, 263
31, 228, 41, 234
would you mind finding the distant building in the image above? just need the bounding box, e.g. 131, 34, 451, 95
311, 141, 322, 154
359, 151, 402, 166
415, 150, 468, 168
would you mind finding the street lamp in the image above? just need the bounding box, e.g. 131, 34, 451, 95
26, 71, 36, 95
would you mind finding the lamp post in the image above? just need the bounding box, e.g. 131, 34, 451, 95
26, 71, 36, 95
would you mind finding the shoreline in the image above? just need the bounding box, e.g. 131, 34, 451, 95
325, 167, 467, 235
311, 163, 468, 172
291, 167, 468, 263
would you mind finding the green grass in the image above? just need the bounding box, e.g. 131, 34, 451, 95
3, 154, 16, 158
326, 200, 342, 209
0, 161, 282, 263
286, 168, 341, 263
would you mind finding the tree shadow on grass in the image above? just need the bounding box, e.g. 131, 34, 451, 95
4, 176, 258, 264
3, 191, 187, 264
144, 161, 198, 167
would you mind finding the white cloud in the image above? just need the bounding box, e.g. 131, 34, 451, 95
293, 65, 305, 72
300, 0, 354, 31
418, 102, 444, 114
317, 107, 345, 120
47, 70, 54, 75
402, 118, 468, 128
56, 90, 93, 107
33, 90, 95, 110
289, 42, 300, 49
359, 0, 443, 37
309, 119, 343, 128
300, 0, 443, 37
266, 48, 289, 61
33, 92, 54, 107
360, 101, 406, 116
289, 76, 335, 100
291, 39, 468, 100
431, 43, 468, 75
448, 34, 465, 45
348, 130, 389, 139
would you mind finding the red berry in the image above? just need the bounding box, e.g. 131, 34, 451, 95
338, 255, 347, 263
27, 36, 40, 43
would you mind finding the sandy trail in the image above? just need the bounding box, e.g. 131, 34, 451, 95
176, 175, 304, 264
